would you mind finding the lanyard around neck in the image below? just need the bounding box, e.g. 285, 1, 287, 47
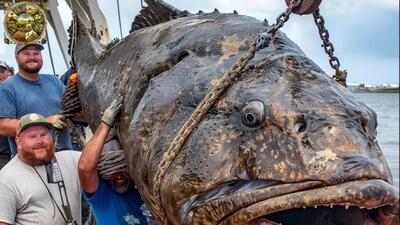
32, 158, 75, 223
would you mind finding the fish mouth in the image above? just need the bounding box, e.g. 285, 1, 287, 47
182, 179, 399, 225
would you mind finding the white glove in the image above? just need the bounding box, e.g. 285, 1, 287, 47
102, 95, 123, 127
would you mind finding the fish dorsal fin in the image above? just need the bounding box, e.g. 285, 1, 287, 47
72, 14, 105, 65
129, 0, 191, 33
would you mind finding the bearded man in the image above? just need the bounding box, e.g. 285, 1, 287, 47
0, 113, 82, 224
0, 43, 74, 158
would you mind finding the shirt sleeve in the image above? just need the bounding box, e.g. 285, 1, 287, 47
55, 76, 65, 96
0, 181, 17, 224
83, 177, 107, 210
0, 84, 17, 118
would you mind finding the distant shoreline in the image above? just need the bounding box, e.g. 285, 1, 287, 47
351, 87, 399, 93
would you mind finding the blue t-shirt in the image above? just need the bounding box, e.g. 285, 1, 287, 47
0, 83, 10, 157
84, 178, 150, 225
0, 74, 73, 156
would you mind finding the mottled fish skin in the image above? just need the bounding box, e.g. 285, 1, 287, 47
73, 3, 398, 225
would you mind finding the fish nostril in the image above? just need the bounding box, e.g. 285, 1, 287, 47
177, 51, 189, 63
294, 122, 307, 133
361, 117, 369, 133
294, 115, 307, 133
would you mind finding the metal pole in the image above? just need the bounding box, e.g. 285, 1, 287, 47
117, 0, 123, 39
46, 30, 57, 76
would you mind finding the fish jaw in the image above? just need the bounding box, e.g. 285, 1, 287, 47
180, 179, 398, 225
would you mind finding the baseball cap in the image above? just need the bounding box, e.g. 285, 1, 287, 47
15, 43, 44, 55
0, 61, 10, 70
17, 113, 53, 136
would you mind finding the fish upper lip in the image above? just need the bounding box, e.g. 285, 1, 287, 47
181, 179, 399, 225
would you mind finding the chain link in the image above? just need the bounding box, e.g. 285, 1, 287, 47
313, 8, 347, 86
257, 0, 303, 51
267, 0, 303, 36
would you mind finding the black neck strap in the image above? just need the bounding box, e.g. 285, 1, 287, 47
32, 160, 76, 223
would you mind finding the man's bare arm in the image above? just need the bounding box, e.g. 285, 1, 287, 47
0, 118, 18, 137
78, 122, 110, 194
78, 94, 123, 194
0, 115, 68, 137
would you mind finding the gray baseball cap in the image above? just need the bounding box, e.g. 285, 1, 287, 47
15, 43, 44, 55
0, 61, 10, 70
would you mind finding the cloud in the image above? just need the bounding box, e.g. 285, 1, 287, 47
0, 0, 398, 86
322, 0, 399, 15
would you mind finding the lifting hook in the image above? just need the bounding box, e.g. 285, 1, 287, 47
285, 0, 322, 15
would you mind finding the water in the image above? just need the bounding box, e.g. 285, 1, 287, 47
355, 93, 399, 187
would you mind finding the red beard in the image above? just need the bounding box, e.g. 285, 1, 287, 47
20, 60, 42, 74
22, 144, 55, 166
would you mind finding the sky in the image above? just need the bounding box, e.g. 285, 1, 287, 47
0, 0, 399, 86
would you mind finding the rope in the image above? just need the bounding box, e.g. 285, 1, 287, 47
333, 69, 347, 87
54, 15, 83, 151
97, 150, 127, 179
55, 71, 85, 151
152, 41, 258, 222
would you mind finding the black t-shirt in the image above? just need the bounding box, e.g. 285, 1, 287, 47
0, 135, 11, 156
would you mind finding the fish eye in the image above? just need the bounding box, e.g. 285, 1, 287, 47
241, 100, 265, 127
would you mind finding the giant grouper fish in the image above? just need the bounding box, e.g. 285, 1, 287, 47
70, 0, 399, 224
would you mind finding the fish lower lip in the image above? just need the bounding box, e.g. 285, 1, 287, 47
183, 180, 398, 225
220, 180, 398, 225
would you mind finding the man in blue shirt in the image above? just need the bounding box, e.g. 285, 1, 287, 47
79, 95, 151, 225
0, 43, 73, 157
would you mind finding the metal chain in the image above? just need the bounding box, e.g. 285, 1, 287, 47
313, 8, 347, 87
267, 0, 303, 36
256, 0, 302, 50
151, 0, 303, 223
